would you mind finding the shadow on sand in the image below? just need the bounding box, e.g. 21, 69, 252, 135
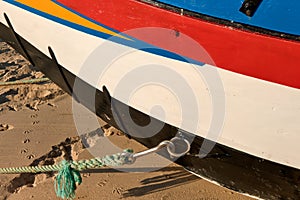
84, 166, 199, 198
123, 170, 198, 197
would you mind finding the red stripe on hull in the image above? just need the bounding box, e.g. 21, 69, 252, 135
58, 0, 300, 89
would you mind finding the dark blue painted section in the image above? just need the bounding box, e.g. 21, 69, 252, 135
3, 0, 205, 66
157, 0, 300, 36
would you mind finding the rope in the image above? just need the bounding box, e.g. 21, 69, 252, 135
0, 149, 134, 199
0, 78, 50, 86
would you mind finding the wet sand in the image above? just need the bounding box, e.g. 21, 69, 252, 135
0, 41, 253, 200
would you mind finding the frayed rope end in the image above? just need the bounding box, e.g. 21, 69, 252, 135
54, 160, 82, 200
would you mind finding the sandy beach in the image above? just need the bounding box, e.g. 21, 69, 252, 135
0, 41, 253, 200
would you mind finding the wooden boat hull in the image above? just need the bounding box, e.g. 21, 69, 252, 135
0, 0, 299, 199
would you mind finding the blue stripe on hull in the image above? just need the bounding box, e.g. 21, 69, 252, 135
157, 0, 300, 36
3, 0, 205, 67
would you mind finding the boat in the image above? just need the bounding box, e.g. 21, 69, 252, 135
0, 0, 299, 199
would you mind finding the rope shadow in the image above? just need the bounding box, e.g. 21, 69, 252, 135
122, 170, 199, 198
82, 166, 183, 174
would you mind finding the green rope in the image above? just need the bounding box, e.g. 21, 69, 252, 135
0, 149, 134, 199
55, 160, 82, 200
0, 78, 50, 86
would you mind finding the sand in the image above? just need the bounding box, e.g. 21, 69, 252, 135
0, 41, 253, 200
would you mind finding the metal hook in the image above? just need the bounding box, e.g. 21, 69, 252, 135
167, 137, 191, 158
127, 137, 191, 164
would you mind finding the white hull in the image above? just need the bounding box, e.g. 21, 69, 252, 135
1, 2, 300, 170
